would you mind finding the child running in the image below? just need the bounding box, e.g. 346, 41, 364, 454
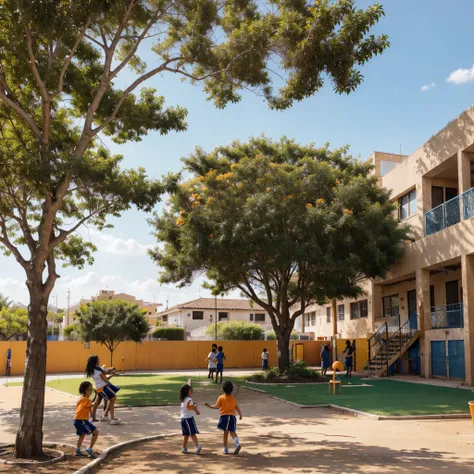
320, 344, 331, 376
215, 346, 226, 384
261, 348, 269, 371
74, 381, 99, 458
179, 384, 202, 454
206, 347, 218, 381
85, 355, 121, 425
91, 364, 117, 421
205, 381, 242, 455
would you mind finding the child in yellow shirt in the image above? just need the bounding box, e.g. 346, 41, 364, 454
74, 381, 99, 458
205, 381, 242, 455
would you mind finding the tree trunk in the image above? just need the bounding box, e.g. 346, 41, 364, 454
276, 330, 292, 372
110, 348, 114, 367
15, 282, 48, 458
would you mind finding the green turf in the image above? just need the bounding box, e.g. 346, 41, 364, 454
242, 376, 474, 416
45, 374, 194, 406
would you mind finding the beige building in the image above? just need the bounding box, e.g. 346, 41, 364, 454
63, 289, 163, 336
297, 106, 474, 385
156, 297, 272, 339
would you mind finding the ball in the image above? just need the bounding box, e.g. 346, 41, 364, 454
332, 361, 344, 372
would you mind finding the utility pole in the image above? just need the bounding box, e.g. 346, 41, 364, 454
55, 295, 59, 340
214, 294, 218, 341
66, 288, 70, 326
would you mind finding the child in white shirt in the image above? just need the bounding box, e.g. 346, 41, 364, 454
179, 384, 201, 454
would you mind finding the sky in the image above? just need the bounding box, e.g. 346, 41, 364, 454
2, 0, 474, 309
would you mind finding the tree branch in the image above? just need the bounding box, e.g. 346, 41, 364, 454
0, 217, 28, 267
52, 16, 93, 98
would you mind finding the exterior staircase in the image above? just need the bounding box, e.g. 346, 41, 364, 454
365, 312, 420, 377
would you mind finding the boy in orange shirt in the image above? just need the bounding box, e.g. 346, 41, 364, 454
74, 381, 99, 458
205, 381, 242, 455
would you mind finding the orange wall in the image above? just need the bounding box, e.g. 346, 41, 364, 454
336, 338, 368, 370
0, 340, 327, 376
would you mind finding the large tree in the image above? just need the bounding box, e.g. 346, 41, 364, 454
150, 137, 408, 370
75, 299, 150, 366
0, 0, 388, 457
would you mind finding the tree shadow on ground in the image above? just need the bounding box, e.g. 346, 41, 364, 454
97, 435, 472, 474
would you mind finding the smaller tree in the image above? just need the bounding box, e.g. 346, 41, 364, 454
63, 323, 81, 341
0, 294, 12, 310
206, 321, 264, 340
0, 307, 28, 341
266, 330, 298, 341
75, 300, 149, 366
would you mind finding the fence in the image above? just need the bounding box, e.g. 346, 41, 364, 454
425, 195, 461, 236
430, 303, 464, 329
0, 340, 328, 376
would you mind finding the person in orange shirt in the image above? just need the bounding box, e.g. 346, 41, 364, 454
74, 381, 99, 458
205, 381, 243, 455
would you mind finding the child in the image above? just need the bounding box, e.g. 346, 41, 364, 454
205, 381, 242, 455
343, 340, 354, 378
85, 355, 121, 425
216, 346, 226, 384
74, 381, 99, 458
261, 348, 269, 371
206, 347, 218, 381
320, 344, 331, 376
179, 384, 201, 454
91, 364, 116, 421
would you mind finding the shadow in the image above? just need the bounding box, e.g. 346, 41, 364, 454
95, 434, 473, 474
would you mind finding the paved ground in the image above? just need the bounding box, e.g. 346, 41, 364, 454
1, 381, 474, 473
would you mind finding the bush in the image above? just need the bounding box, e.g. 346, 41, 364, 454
205, 321, 264, 340
63, 323, 81, 341
152, 326, 184, 340
286, 360, 316, 378
265, 330, 299, 340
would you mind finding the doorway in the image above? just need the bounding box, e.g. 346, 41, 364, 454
407, 289, 417, 330
445, 280, 459, 305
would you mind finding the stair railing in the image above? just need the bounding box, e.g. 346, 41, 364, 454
387, 311, 418, 356
366, 321, 389, 371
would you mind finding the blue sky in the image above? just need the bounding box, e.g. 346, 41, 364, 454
2, 0, 474, 308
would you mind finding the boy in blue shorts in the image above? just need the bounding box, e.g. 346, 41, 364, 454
74, 381, 99, 458
216, 346, 226, 384
205, 381, 243, 455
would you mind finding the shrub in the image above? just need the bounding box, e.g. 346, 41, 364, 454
205, 321, 264, 340
63, 323, 81, 341
153, 326, 184, 340
265, 330, 299, 340
286, 360, 316, 378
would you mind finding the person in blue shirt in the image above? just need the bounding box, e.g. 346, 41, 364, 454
216, 346, 226, 384
320, 344, 331, 376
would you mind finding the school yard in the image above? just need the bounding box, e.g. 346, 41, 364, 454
1, 372, 474, 473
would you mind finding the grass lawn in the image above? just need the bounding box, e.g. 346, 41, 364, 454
244, 376, 474, 416
6, 374, 474, 416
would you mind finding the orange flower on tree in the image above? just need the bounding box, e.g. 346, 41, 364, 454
344, 209, 353, 215
315, 198, 325, 205
176, 217, 185, 226
306, 203, 313, 209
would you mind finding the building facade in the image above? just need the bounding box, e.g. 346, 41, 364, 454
297, 106, 474, 385
156, 297, 272, 339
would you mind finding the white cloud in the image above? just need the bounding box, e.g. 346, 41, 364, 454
0, 277, 28, 304
421, 82, 435, 92
447, 64, 474, 85
88, 230, 153, 257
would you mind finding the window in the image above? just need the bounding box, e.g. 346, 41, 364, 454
218, 312, 228, 321
192, 311, 204, 320
249, 313, 254, 321
310, 311, 316, 326
326, 307, 331, 323
351, 300, 368, 319
338, 305, 345, 321
382, 295, 399, 318
430, 285, 435, 308
304, 313, 310, 327
162, 315, 168, 323
255, 313, 265, 322
398, 189, 416, 220
350, 302, 359, 319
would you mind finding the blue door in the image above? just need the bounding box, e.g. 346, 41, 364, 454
431, 341, 447, 377
448, 340, 465, 380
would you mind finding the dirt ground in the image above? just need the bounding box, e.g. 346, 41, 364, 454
1, 382, 474, 473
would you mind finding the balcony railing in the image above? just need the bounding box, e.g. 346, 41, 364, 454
430, 303, 464, 329
462, 187, 474, 220
425, 195, 460, 236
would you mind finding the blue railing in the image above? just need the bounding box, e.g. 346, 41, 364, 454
425, 195, 461, 236
431, 303, 464, 329
463, 187, 474, 220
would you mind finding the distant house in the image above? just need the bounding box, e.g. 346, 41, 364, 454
156, 297, 272, 339
63, 289, 163, 337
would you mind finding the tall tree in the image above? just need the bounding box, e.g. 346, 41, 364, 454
75, 299, 150, 366
0, 307, 28, 340
0, 293, 11, 310
0, 0, 388, 457
150, 137, 408, 371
